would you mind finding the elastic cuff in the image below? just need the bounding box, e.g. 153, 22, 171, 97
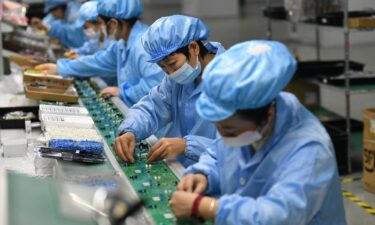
118, 129, 138, 141
183, 136, 199, 162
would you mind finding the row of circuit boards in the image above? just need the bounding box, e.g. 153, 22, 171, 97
74, 80, 209, 225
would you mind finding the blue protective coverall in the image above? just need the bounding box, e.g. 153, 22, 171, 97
119, 42, 226, 167
185, 92, 347, 225
74, 37, 115, 56
57, 20, 164, 106
43, 1, 85, 48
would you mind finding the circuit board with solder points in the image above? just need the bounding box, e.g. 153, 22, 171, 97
74, 80, 210, 225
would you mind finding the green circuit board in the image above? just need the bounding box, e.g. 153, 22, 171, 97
74, 80, 209, 225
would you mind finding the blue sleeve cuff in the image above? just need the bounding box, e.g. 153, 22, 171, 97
56, 59, 70, 78
119, 83, 133, 107
183, 136, 201, 162
118, 121, 145, 142
74, 48, 83, 55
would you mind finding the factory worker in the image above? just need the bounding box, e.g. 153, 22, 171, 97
42, 0, 80, 26
31, 0, 85, 48
169, 40, 347, 225
36, 0, 164, 104
114, 15, 225, 167
65, 1, 115, 58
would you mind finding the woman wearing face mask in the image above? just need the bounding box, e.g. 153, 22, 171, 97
169, 40, 347, 225
35, 0, 164, 100
114, 15, 225, 167
64, 1, 115, 59
31, 0, 85, 48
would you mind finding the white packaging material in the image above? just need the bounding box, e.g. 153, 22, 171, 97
44, 126, 102, 142
40, 114, 94, 129
39, 105, 89, 117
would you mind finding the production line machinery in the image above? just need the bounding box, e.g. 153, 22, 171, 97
22, 78, 209, 225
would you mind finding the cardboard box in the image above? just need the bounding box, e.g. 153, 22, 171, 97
23, 69, 78, 103
364, 108, 375, 140
284, 78, 320, 108
23, 69, 73, 87
9, 55, 40, 68
24, 84, 79, 103
348, 17, 375, 29
363, 140, 375, 194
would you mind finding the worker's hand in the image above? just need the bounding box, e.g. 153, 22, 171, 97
170, 191, 198, 218
34, 63, 58, 75
114, 132, 136, 163
64, 50, 79, 59
50, 39, 60, 45
30, 18, 47, 31
146, 138, 186, 164
177, 173, 208, 194
99, 87, 120, 97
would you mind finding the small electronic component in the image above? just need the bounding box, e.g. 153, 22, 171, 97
39, 104, 89, 116
44, 126, 102, 142
40, 114, 94, 129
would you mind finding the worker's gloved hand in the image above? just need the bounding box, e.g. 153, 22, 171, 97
169, 191, 198, 218
30, 17, 48, 31
64, 50, 79, 59
114, 132, 136, 162
177, 173, 208, 194
34, 63, 58, 75
146, 137, 186, 164
99, 87, 120, 97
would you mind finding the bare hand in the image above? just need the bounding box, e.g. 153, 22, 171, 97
177, 173, 208, 194
64, 50, 79, 59
30, 18, 47, 30
34, 63, 58, 74
147, 138, 186, 164
99, 87, 120, 97
170, 191, 198, 218
114, 132, 136, 162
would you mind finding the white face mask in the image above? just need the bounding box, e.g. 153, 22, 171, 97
221, 130, 263, 147
84, 27, 100, 39
168, 56, 202, 85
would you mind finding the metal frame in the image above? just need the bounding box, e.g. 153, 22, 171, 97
0, 0, 4, 77
343, 0, 351, 173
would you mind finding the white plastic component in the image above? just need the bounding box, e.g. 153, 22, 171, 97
142, 182, 150, 187
40, 114, 94, 129
39, 104, 89, 116
134, 169, 142, 174
152, 196, 161, 202
163, 213, 174, 219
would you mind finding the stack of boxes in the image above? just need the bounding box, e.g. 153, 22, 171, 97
363, 109, 375, 194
